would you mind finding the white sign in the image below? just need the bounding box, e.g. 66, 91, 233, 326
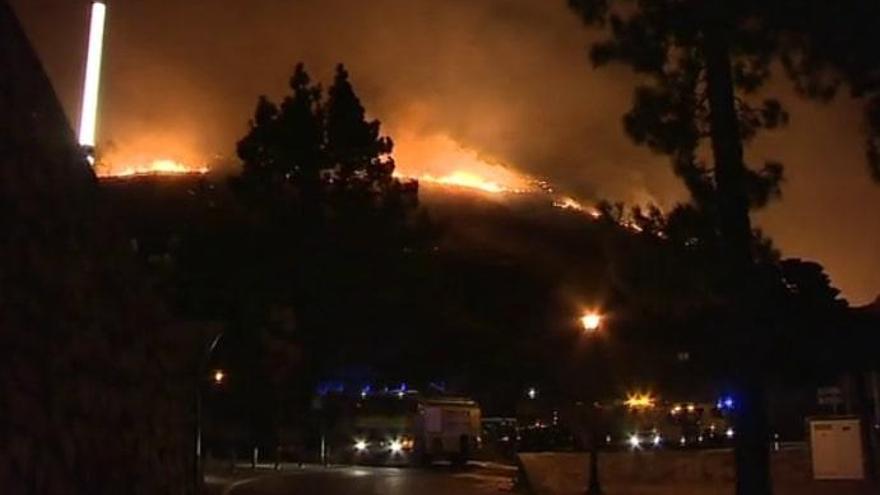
809, 418, 864, 480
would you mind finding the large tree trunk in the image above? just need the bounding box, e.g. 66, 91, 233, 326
703, 14, 774, 495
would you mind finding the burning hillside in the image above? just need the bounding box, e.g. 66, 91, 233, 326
392, 133, 535, 195
415, 170, 520, 194
90, 132, 608, 223
95, 158, 208, 178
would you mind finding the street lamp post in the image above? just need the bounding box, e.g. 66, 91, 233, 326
587, 421, 603, 495
580, 311, 604, 495
194, 332, 224, 495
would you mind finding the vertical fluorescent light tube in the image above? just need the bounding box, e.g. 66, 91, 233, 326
78, 1, 107, 150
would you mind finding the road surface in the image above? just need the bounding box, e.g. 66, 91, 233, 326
216, 464, 519, 495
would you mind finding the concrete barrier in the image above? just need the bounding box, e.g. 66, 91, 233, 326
519, 449, 875, 495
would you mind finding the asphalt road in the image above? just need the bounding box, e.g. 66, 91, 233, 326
220, 464, 518, 495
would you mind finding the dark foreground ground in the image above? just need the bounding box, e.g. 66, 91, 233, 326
206, 463, 520, 495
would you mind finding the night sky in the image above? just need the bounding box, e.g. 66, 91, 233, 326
11, 0, 880, 304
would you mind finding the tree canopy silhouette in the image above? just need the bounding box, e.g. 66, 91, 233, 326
187, 64, 429, 443
235, 63, 417, 235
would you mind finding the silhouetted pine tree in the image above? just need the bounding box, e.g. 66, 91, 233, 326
325, 64, 395, 191
227, 64, 427, 416
236, 64, 326, 216
234, 63, 417, 231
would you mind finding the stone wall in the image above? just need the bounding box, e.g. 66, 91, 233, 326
519, 449, 875, 495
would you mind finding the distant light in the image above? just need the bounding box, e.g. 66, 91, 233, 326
213, 369, 225, 385
686, 404, 695, 413
679, 436, 686, 446
653, 434, 662, 447
625, 393, 655, 410
527, 387, 538, 400
78, 1, 107, 148
716, 396, 735, 410
580, 312, 603, 332
628, 434, 640, 449
354, 440, 368, 452
389, 439, 403, 454
401, 437, 414, 451
726, 428, 735, 439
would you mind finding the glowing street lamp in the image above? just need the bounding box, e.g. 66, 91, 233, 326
78, 1, 107, 156
624, 393, 656, 410
213, 369, 225, 385
578, 309, 606, 495
580, 311, 603, 333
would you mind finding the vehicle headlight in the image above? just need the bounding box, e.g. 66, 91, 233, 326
653, 434, 662, 446
629, 434, 640, 448
354, 440, 368, 452
389, 439, 403, 454
726, 428, 735, 439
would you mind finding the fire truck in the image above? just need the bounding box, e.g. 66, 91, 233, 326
340, 394, 482, 466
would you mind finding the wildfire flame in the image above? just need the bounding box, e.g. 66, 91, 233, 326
553, 196, 602, 218
392, 132, 534, 195
416, 171, 526, 194
389, 132, 607, 215
90, 132, 617, 228
96, 159, 209, 178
